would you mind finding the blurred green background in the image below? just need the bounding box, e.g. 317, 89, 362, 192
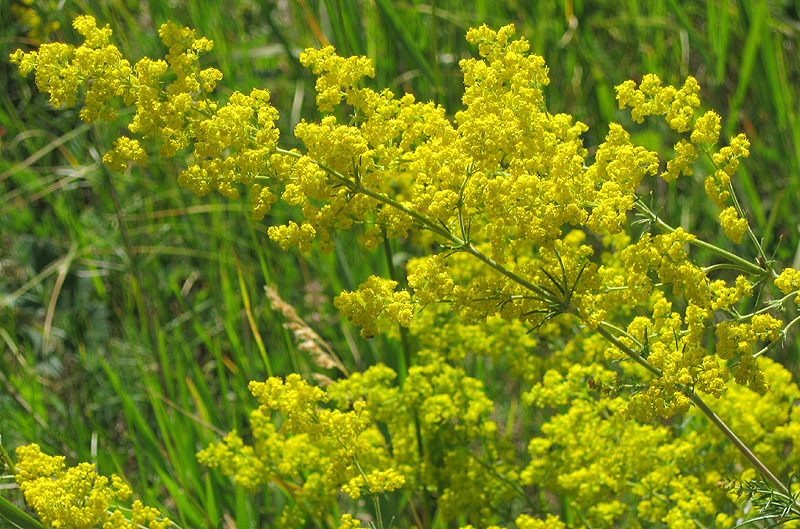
2, 1, 800, 527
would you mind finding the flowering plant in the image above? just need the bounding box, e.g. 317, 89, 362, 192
4, 14, 800, 529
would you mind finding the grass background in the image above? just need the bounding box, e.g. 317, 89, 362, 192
2, 0, 800, 528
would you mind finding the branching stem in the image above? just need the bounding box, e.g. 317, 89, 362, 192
276, 147, 792, 508
687, 391, 791, 497
635, 199, 769, 277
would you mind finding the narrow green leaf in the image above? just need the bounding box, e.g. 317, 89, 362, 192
99, 358, 169, 471
712, 0, 731, 82
372, 0, 437, 89
724, 0, 768, 139
0, 496, 44, 529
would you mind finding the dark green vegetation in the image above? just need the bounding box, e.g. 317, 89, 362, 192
2, 1, 800, 528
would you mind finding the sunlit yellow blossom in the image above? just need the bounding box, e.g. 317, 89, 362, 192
337, 514, 365, 529
662, 140, 698, 181
516, 514, 567, 529
341, 468, 406, 499
616, 74, 700, 132
299, 46, 375, 112
334, 276, 413, 338
14, 444, 170, 529
102, 137, 148, 171
775, 267, 800, 294
691, 110, 722, 144
719, 207, 748, 244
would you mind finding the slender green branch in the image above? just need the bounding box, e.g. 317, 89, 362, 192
460, 244, 566, 308
0, 442, 15, 475
635, 199, 768, 277
685, 391, 791, 498
592, 323, 662, 377
702, 263, 764, 275
273, 148, 565, 308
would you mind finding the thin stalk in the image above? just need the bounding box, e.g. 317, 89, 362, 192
635, 199, 768, 277
592, 323, 662, 377
383, 236, 413, 378
271, 148, 565, 307
0, 442, 15, 475
702, 263, 764, 275
686, 391, 791, 497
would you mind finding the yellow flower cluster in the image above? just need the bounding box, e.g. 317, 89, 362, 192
12, 16, 800, 529
616, 74, 701, 131
197, 374, 402, 528
10, 14, 279, 218
691, 110, 722, 145
299, 45, 375, 112
332, 355, 518, 524
340, 468, 406, 499
11, 1, 61, 43
775, 266, 800, 295
662, 140, 697, 181
14, 444, 170, 529
198, 355, 519, 527
12, 18, 780, 413
334, 276, 413, 338
521, 357, 800, 529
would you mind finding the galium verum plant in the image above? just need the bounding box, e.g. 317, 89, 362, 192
6, 14, 800, 529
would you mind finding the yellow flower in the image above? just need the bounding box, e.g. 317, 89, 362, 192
14, 444, 170, 529
719, 207, 748, 244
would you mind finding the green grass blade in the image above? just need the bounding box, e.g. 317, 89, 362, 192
0, 125, 90, 184
712, 0, 731, 82
99, 358, 169, 471
724, 0, 767, 139
0, 496, 44, 529
372, 0, 437, 90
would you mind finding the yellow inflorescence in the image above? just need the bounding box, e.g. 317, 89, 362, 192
14, 444, 171, 529
10, 15, 799, 529
9, 18, 760, 339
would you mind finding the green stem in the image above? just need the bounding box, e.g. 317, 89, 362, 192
0, 442, 15, 475
592, 323, 662, 377
686, 391, 791, 498
635, 199, 767, 277
272, 148, 564, 307
702, 263, 763, 275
